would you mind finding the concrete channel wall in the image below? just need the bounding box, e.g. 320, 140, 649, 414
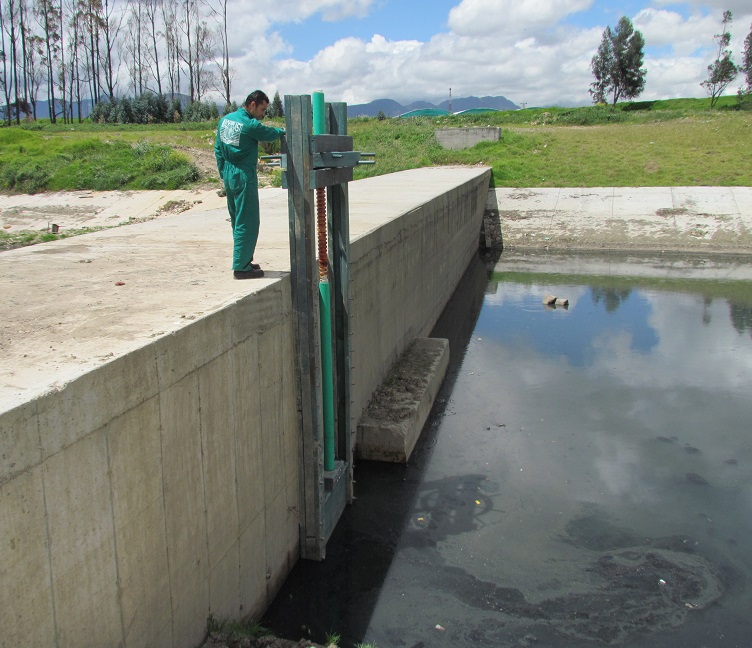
1, 282, 301, 648
0, 166, 491, 648
348, 170, 491, 437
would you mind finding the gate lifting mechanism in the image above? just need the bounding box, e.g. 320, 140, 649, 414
261, 93, 374, 560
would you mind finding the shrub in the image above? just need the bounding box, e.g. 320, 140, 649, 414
90, 100, 114, 124
89, 94, 178, 124
183, 99, 220, 122
170, 98, 182, 123
116, 97, 135, 124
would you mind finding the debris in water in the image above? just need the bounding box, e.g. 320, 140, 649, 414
543, 294, 569, 308
686, 472, 709, 485
435, 625, 445, 631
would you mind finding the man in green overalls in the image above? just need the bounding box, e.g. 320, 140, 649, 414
215, 90, 285, 279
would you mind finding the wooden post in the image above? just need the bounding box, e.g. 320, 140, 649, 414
327, 101, 354, 502
284, 95, 326, 560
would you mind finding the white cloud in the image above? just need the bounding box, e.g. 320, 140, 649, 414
640, 55, 709, 99
448, 0, 594, 36
219, 1, 752, 109
635, 7, 752, 57
258, 0, 377, 22
634, 8, 717, 56
653, 0, 752, 19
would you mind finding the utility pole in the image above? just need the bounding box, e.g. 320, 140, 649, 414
448, 87, 452, 113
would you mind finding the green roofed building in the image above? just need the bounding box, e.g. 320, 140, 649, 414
397, 108, 450, 118
454, 108, 501, 115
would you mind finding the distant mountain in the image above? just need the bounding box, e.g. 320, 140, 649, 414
348, 95, 519, 117
438, 95, 519, 112
19, 98, 96, 121
13, 92, 518, 121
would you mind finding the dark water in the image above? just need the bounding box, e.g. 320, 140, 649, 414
263, 251, 752, 648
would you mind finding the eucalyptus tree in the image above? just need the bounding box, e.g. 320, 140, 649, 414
33, 0, 62, 122
124, 0, 144, 94
2, 0, 23, 123
64, 0, 86, 120
24, 32, 44, 119
97, 0, 125, 102
740, 22, 751, 94
142, 0, 163, 95
75, 0, 103, 106
56, 0, 69, 122
175, 0, 216, 103
192, 17, 214, 101
178, 0, 197, 101
701, 11, 738, 108
207, 0, 230, 107
162, 2, 182, 100
590, 16, 646, 105
0, 0, 9, 124
18, 0, 31, 118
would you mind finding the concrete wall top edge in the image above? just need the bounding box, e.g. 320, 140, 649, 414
1, 167, 489, 416
0, 278, 290, 416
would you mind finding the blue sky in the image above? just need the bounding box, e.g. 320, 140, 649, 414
223, 0, 752, 108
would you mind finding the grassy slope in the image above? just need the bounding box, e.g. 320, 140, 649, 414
0, 122, 219, 193
350, 97, 752, 187
0, 97, 749, 193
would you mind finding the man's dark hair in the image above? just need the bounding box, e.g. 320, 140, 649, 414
244, 90, 270, 107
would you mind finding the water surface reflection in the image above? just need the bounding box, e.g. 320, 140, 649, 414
265, 252, 752, 648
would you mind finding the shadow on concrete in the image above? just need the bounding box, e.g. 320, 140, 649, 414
260, 249, 499, 646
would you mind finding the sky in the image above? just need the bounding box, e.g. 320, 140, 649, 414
218, 0, 752, 108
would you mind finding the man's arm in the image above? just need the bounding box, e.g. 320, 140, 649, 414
249, 120, 286, 142
214, 129, 226, 177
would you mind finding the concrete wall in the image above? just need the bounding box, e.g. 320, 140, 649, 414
1, 283, 300, 648
435, 127, 500, 150
348, 169, 491, 439
0, 167, 491, 648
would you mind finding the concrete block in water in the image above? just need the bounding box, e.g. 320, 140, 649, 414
357, 337, 449, 463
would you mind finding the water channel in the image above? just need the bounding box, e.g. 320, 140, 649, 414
263, 250, 752, 648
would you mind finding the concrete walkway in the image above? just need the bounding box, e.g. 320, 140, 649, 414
0, 167, 484, 412
491, 186, 752, 254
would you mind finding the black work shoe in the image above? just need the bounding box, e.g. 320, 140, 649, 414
233, 267, 265, 279
250, 262, 261, 270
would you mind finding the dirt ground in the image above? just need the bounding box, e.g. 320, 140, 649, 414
0, 152, 280, 242
201, 633, 327, 648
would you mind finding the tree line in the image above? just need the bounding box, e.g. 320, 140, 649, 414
0, 0, 241, 125
591, 11, 752, 109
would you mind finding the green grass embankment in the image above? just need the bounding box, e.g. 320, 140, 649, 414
0, 97, 749, 193
350, 97, 752, 187
0, 125, 204, 193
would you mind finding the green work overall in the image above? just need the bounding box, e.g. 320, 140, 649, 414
214, 108, 285, 271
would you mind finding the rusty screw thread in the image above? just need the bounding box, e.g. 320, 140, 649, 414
316, 187, 329, 279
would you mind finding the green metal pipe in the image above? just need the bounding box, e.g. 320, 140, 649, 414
319, 282, 335, 471
312, 91, 326, 136
313, 91, 335, 471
